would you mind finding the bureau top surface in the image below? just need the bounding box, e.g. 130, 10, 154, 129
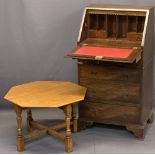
86, 4, 152, 10
4, 81, 87, 108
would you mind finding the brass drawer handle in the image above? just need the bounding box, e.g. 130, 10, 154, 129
89, 109, 97, 113
91, 71, 98, 75
91, 90, 96, 94
123, 91, 129, 98
123, 113, 128, 119
123, 74, 129, 80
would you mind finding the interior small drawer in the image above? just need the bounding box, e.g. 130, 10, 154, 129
127, 32, 143, 41
88, 30, 107, 38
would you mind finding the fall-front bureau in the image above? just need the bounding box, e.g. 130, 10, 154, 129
67, 4, 154, 139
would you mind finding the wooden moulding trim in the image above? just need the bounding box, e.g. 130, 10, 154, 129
87, 10, 146, 16
78, 7, 149, 46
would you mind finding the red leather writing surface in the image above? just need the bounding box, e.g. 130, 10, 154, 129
73, 46, 133, 58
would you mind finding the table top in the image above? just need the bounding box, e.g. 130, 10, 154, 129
4, 81, 87, 108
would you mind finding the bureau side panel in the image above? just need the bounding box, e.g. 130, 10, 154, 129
142, 8, 154, 67
140, 61, 153, 124
141, 8, 154, 124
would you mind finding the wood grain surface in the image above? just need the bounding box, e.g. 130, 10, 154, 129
4, 81, 87, 108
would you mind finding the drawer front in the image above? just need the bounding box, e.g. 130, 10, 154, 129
79, 102, 140, 124
79, 63, 141, 83
88, 30, 107, 38
80, 78, 140, 103
127, 32, 143, 41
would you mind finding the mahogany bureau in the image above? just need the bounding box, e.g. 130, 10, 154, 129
67, 4, 154, 139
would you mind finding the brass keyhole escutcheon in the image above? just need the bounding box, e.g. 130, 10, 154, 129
123, 91, 129, 98
91, 71, 98, 75
123, 74, 129, 80
123, 113, 128, 119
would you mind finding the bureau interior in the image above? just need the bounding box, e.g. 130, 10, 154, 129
88, 14, 145, 39
80, 10, 146, 48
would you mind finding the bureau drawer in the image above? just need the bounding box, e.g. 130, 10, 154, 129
79, 63, 141, 83
79, 102, 140, 124
80, 78, 140, 103
88, 30, 107, 38
127, 32, 143, 41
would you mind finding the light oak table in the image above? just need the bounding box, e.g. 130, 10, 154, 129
4, 81, 87, 153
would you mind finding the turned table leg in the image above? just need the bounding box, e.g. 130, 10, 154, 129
27, 109, 33, 132
64, 105, 73, 153
15, 106, 24, 152
72, 104, 78, 133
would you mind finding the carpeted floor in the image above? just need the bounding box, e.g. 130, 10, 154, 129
0, 108, 155, 154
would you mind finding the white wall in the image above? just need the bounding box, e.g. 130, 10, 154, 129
0, 0, 92, 108
0, 0, 154, 108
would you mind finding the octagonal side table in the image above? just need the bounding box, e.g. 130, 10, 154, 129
4, 81, 87, 153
